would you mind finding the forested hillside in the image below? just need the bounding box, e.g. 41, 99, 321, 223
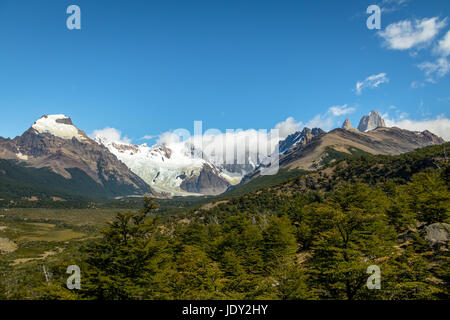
0, 159, 147, 201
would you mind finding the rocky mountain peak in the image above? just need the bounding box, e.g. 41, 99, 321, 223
311, 128, 326, 136
357, 110, 386, 132
278, 127, 325, 154
342, 118, 353, 130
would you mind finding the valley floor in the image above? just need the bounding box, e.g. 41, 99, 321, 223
0, 208, 120, 298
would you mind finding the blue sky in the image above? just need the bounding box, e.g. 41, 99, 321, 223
0, 0, 449, 141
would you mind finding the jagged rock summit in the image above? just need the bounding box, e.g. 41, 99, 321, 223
278, 127, 325, 154
342, 118, 353, 130
357, 110, 386, 132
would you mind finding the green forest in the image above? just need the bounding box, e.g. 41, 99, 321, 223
0, 143, 449, 300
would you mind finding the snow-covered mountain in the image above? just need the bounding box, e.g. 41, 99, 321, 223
0, 115, 153, 199
94, 136, 251, 196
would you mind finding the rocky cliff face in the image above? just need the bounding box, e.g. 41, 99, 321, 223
279, 127, 325, 154
0, 115, 153, 198
179, 163, 231, 195
342, 118, 353, 130
357, 110, 386, 132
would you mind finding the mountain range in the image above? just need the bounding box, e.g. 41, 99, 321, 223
0, 111, 445, 200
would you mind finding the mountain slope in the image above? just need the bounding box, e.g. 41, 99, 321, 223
282, 126, 444, 170
0, 159, 130, 200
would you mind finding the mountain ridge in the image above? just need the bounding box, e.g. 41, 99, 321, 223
234, 110, 444, 189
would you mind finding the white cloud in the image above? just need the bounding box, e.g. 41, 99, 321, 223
378, 17, 447, 50
417, 57, 450, 81
356, 73, 389, 94
152, 114, 328, 166
306, 114, 335, 131
329, 104, 356, 116
140, 135, 155, 140
415, 29, 450, 83
385, 115, 450, 140
434, 30, 450, 57
91, 117, 306, 165
274, 117, 303, 139
172, 128, 281, 166
410, 81, 425, 88
157, 131, 184, 145
201, 129, 280, 164
379, 0, 410, 14
154, 122, 291, 165
89, 127, 131, 144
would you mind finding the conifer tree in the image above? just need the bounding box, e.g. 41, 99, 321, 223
82, 197, 165, 299
306, 183, 397, 300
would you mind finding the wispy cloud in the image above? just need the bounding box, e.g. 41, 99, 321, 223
417, 58, 450, 81
139, 135, 156, 140
305, 114, 335, 131
378, 17, 447, 50
329, 104, 356, 116
351, 0, 409, 20
379, 0, 410, 14
434, 30, 450, 56
416, 29, 450, 82
410, 81, 425, 88
356, 73, 389, 95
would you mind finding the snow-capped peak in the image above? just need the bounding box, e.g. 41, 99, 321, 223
32, 114, 88, 142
